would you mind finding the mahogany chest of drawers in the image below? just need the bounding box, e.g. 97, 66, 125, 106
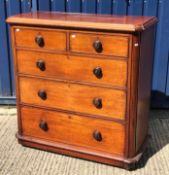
7, 12, 157, 169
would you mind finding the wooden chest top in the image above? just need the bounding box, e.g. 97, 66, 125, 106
6, 11, 157, 32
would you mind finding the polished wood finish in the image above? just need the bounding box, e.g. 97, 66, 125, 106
17, 133, 147, 170
126, 34, 140, 158
6, 12, 157, 32
136, 26, 156, 152
7, 12, 157, 170
69, 32, 129, 57
14, 26, 66, 51
16, 50, 127, 88
21, 106, 125, 156
19, 76, 126, 120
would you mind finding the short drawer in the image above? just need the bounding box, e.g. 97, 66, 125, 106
21, 106, 125, 156
17, 50, 127, 87
69, 32, 129, 57
14, 27, 66, 51
19, 77, 126, 120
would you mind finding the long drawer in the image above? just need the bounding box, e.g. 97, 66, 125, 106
17, 50, 127, 87
14, 27, 66, 51
19, 77, 126, 120
21, 106, 125, 156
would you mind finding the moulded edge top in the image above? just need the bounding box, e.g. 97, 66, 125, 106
6, 11, 158, 32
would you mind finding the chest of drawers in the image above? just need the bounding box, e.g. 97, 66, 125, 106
7, 12, 157, 170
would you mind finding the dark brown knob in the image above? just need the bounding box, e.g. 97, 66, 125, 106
93, 130, 102, 142
39, 121, 48, 131
93, 40, 103, 53
38, 90, 47, 100
93, 67, 103, 78
93, 98, 102, 109
36, 60, 45, 71
35, 35, 44, 47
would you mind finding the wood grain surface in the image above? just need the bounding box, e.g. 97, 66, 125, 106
14, 27, 66, 51
6, 12, 158, 32
136, 26, 156, 153
19, 76, 126, 120
16, 50, 127, 88
69, 32, 129, 57
21, 106, 125, 156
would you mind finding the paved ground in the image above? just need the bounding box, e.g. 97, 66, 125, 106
0, 106, 169, 175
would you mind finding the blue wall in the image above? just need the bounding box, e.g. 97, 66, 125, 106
0, 0, 169, 105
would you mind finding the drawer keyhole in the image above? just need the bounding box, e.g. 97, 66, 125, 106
93, 67, 103, 79
93, 40, 103, 53
93, 130, 102, 142
38, 90, 47, 100
39, 121, 48, 131
35, 35, 44, 47
36, 60, 45, 71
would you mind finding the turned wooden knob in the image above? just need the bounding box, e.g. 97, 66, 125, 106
93, 98, 102, 109
38, 90, 47, 100
35, 35, 44, 47
93, 67, 103, 78
36, 60, 45, 71
93, 40, 103, 53
39, 121, 48, 131
93, 130, 102, 142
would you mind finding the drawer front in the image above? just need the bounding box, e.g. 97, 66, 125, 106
70, 33, 129, 57
17, 50, 127, 87
19, 77, 126, 120
14, 27, 66, 51
21, 106, 125, 156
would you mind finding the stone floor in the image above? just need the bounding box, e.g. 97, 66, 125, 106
0, 106, 169, 175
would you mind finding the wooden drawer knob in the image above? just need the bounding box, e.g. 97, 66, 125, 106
93, 40, 103, 53
93, 98, 102, 109
39, 121, 48, 131
36, 60, 45, 71
93, 67, 103, 78
93, 130, 102, 142
38, 90, 47, 100
35, 35, 44, 47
